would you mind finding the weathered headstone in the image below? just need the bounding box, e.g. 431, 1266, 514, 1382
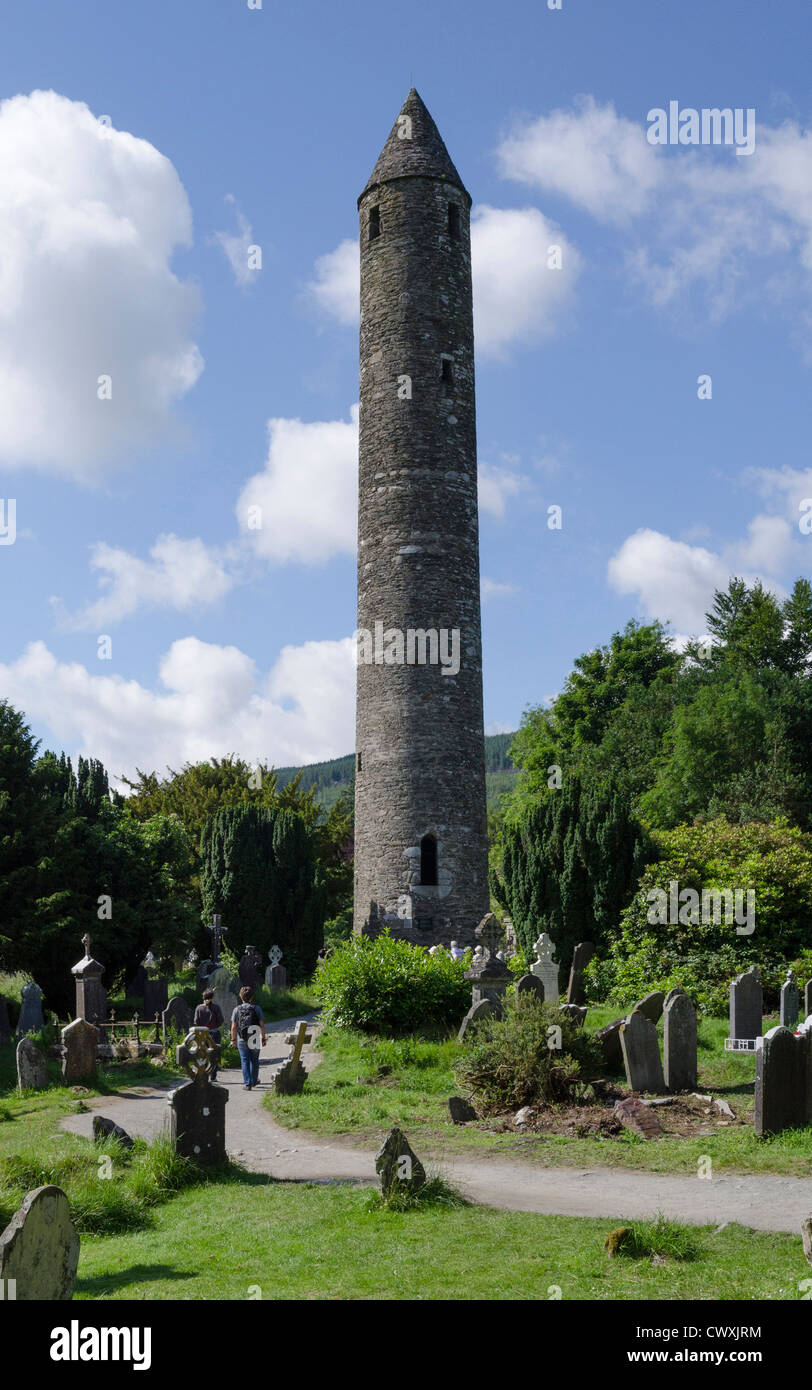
239, 946, 262, 990
162, 996, 193, 1037
207, 966, 239, 1030
60, 1018, 99, 1084
802, 1216, 812, 1269
273, 1019, 312, 1094
265, 944, 287, 992
619, 1010, 666, 1094
465, 914, 511, 1012
196, 959, 215, 986
515, 973, 545, 1002
559, 1003, 587, 1027
448, 1096, 478, 1124
634, 990, 666, 1024
780, 968, 800, 1030
16, 1037, 48, 1091
613, 1097, 664, 1139
168, 1028, 229, 1164
0, 994, 10, 1047
92, 1116, 134, 1150
530, 931, 559, 1003
15, 981, 44, 1038
375, 1128, 426, 1197
729, 966, 762, 1043
566, 941, 594, 1006
663, 991, 697, 1092
71, 934, 105, 1027
457, 997, 495, 1042
0, 1185, 80, 1300
755, 1026, 812, 1137
595, 1017, 625, 1070
143, 976, 169, 1022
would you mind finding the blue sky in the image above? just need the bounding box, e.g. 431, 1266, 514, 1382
0, 0, 811, 784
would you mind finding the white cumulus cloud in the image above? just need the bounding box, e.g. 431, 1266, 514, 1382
0, 90, 203, 479
53, 534, 235, 631
308, 238, 359, 324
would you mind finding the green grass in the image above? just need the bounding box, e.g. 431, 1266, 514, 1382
71, 1175, 810, 1300
264, 1017, 812, 1177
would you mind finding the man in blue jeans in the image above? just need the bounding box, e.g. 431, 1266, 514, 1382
230, 986, 266, 1090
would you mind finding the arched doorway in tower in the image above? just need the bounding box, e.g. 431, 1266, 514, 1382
419, 833, 438, 887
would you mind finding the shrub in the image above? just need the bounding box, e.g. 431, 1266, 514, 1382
454, 993, 603, 1110
312, 932, 470, 1035
605, 1214, 701, 1261
365, 1171, 469, 1214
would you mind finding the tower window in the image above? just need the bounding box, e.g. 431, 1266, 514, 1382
448, 203, 461, 241
368, 206, 381, 241
356, 751, 362, 772
419, 834, 438, 886
440, 357, 454, 394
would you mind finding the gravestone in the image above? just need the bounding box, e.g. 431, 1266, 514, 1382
465, 914, 511, 1012
60, 1018, 98, 1084
754, 1026, 812, 1137
168, 1028, 229, 1164
207, 967, 239, 1031
265, 945, 287, 992
802, 1217, 812, 1269
634, 990, 666, 1024
595, 1017, 625, 1070
162, 996, 193, 1037
663, 991, 697, 1092
566, 942, 594, 1006
16, 1037, 48, 1091
530, 931, 559, 1003
239, 946, 262, 991
196, 959, 215, 986
613, 1097, 664, 1139
780, 968, 800, 1030
0, 994, 10, 1047
805, 979, 812, 1021
559, 1004, 587, 1027
663, 986, 685, 1010
729, 966, 762, 1043
71, 935, 105, 1026
127, 963, 148, 999
15, 981, 44, 1038
375, 1128, 426, 1197
143, 976, 169, 1022
448, 1096, 478, 1124
515, 973, 545, 1003
0, 1185, 80, 1300
619, 1010, 666, 1094
458, 997, 495, 1042
93, 1116, 134, 1150
273, 1020, 312, 1095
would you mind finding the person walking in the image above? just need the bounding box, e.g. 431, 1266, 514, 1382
193, 988, 224, 1081
231, 986, 266, 1091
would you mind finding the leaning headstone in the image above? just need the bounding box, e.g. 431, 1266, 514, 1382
619, 1010, 666, 1094
595, 1017, 625, 1071
375, 1128, 426, 1197
239, 946, 262, 991
265, 945, 287, 992
729, 966, 762, 1047
530, 931, 559, 1002
663, 991, 697, 1092
92, 1116, 134, 1150
566, 942, 594, 1006
16, 1037, 48, 1091
162, 996, 193, 1036
755, 1026, 812, 1137
0, 994, 10, 1047
457, 997, 495, 1042
143, 976, 169, 1021
634, 990, 666, 1024
168, 1028, 228, 1164
15, 981, 44, 1038
780, 969, 800, 1030
448, 1096, 478, 1124
207, 967, 239, 1030
273, 1020, 312, 1095
515, 973, 545, 1003
0, 1185, 80, 1300
60, 1018, 99, 1084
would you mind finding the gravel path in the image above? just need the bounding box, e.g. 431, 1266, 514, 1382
60, 1015, 812, 1234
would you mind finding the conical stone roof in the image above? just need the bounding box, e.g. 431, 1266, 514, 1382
358, 89, 470, 205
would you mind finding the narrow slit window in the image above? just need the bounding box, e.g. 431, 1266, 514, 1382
368, 206, 381, 241
448, 203, 461, 241
440, 357, 454, 393
356, 751, 362, 772
420, 834, 438, 886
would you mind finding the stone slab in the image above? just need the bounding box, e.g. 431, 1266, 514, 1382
0, 1185, 79, 1300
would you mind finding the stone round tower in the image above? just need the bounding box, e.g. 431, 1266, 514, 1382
353, 89, 489, 946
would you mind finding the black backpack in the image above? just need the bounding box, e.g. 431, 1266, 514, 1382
234, 1003, 259, 1042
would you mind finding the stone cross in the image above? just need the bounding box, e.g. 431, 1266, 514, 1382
206, 913, 227, 963
476, 913, 501, 960
284, 1019, 313, 1065
274, 1019, 312, 1095
168, 1028, 228, 1165
530, 931, 559, 1002
465, 915, 511, 1014
176, 1027, 219, 1081
780, 968, 800, 1029
269, 944, 283, 968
